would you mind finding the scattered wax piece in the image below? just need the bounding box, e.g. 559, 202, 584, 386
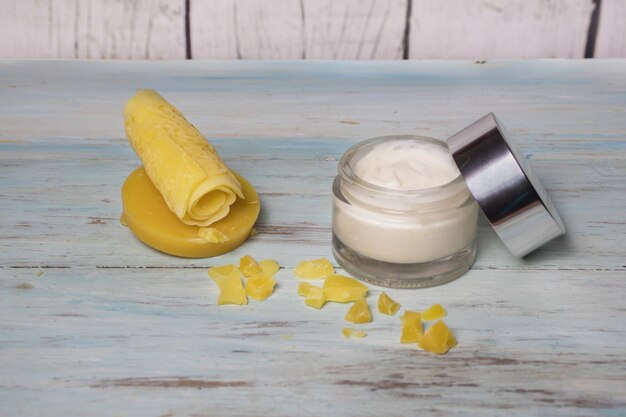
344, 297, 372, 324
294, 258, 335, 280
245, 272, 277, 301
259, 259, 280, 277
421, 304, 447, 321
208, 264, 247, 305
342, 328, 367, 339
378, 292, 401, 316
298, 282, 315, 297
249, 228, 258, 237
304, 286, 326, 309
124, 89, 244, 227
400, 310, 423, 344
121, 167, 259, 258
198, 227, 230, 243
323, 275, 368, 302
240, 255, 262, 277
418, 320, 457, 354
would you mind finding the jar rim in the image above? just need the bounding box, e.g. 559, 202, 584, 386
338, 135, 465, 197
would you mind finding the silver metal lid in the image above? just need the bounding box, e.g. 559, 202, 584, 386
446, 113, 565, 257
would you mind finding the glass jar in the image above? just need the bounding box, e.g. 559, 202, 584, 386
332, 135, 478, 288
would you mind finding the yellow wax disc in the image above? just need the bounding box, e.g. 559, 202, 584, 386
121, 167, 260, 258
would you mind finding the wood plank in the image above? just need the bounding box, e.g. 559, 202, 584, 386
0, 0, 185, 59
408, 0, 595, 59
2, 268, 625, 416
192, 0, 407, 59
595, 0, 626, 58
301, 0, 407, 59
191, 0, 304, 59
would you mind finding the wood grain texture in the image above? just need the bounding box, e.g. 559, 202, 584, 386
0, 0, 185, 59
302, 0, 407, 59
1, 60, 625, 416
408, 0, 595, 59
595, 0, 626, 58
191, 0, 407, 59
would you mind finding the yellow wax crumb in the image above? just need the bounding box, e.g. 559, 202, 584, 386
259, 259, 280, 277
281, 334, 294, 340
323, 275, 368, 303
208, 264, 247, 305
245, 272, 277, 301
294, 258, 335, 280
36, 271, 44, 277
304, 286, 326, 309
342, 328, 367, 339
378, 292, 401, 316
239, 255, 262, 277
421, 303, 447, 321
249, 228, 258, 236
418, 320, 457, 354
298, 282, 314, 297
344, 297, 372, 324
400, 310, 423, 344
198, 227, 230, 243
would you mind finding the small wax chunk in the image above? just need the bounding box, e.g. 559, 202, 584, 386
342, 328, 367, 339
418, 320, 457, 354
304, 286, 326, 309
208, 264, 247, 305
240, 255, 262, 277
400, 310, 423, 344
198, 227, 230, 243
323, 275, 368, 302
422, 304, 447, 321
294, 258, 335, 279
378, 292, 401, 316
344, 297, 372, 324
245, 272, 277, 301
298, 282, 314, 297
259, 259, 280, 277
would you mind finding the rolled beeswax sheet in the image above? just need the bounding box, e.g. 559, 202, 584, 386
124, 90, 244, 226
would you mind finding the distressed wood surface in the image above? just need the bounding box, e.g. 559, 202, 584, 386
409, 0, 595, 59
1, 60, 625, 416
0, 0, 185, 59
3, 0, 626, 59
595, 0, 626, 58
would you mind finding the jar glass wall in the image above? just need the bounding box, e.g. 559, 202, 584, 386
332, 135, 478, 288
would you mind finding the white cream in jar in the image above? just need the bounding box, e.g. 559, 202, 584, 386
332, 135, 478, 288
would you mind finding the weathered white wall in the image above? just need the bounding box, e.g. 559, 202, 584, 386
0, 0, 623, 59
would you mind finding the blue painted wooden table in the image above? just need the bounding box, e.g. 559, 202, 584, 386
1, 60, 625, 417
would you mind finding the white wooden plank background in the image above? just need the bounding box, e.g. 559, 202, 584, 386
1, 0, 625, 59
0, 60, 625, 416
408, 0, 595, 59
595, 0, 626, 58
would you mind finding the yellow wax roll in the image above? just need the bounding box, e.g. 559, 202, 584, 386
121, 167, 259, 258
124, 89, 244, 227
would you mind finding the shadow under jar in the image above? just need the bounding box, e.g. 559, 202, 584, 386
332, 135, 479, 288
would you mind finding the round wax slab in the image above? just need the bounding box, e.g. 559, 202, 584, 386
121, 167, 260, 258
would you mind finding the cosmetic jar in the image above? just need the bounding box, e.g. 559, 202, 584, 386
332, 135, 478, 288
332, 113, 566, 288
